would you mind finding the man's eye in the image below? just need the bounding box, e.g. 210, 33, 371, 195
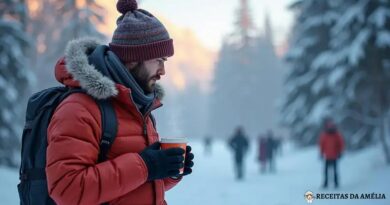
157, 58, 166, 64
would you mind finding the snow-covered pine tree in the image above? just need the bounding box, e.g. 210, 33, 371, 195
314, 0, 390, 161
28, 0, 106, 90
0, 0, 33, 167
209, 0, 283, 138
281, 0, 338, 146
208, 0, 259, 138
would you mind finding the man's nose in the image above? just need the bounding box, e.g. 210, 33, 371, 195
158, 65, 165, 76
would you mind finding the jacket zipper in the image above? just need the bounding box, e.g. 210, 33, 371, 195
127, 93, 163, 205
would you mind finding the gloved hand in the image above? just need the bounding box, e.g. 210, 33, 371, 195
182, 145, 194, 176
140, 142, 185, 181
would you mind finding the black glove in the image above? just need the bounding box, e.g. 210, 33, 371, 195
182, 145, 194, 176
140, 142, 185, 181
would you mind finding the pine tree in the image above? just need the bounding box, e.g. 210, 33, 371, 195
28, 0, 106, 90
315, 0, 390, 161
209, 0, 283, 138
283, 0, 390, 163
281, 0, 338, 146
0, 0, 33, 167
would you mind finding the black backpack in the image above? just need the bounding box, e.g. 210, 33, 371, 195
17, 86, 118, 205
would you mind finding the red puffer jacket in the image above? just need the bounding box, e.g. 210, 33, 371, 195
319, 131, 345, 160
46, 38, 180, 205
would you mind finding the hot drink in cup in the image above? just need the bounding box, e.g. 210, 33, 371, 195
160, 137, 187, 174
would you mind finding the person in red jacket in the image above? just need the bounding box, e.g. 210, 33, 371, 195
318, 119, 344, 189
46, 0, 194, 204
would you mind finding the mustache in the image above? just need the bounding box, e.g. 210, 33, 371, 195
150, 75, 161, 81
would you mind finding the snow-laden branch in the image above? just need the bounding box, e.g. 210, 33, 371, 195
340, 109, 380, 126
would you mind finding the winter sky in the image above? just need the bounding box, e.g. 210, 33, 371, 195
98, 0, 294, 52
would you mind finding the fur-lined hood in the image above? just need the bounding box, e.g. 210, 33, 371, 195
55, 38, 164, 100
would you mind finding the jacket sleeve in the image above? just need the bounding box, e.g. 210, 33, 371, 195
46, 101, 148, 205
163, 177, 182, 191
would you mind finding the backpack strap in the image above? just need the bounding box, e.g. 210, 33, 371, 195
66, 88, 118, 162
96, 99, 117, 205
96, 99, 118, 162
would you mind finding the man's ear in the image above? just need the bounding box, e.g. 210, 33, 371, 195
125, 62, 138, 70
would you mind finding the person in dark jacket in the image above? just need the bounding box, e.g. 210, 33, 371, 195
257, 134, 268, 173
266, 130, 277, 172
204, 135, 213, 155
228, 126, 249, 180
319, 120, 345, 189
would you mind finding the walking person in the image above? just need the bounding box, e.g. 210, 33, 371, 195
228, 126, 249, 180
204, 135, 213, 155
257, 134, 268, 173
266, 130, 276, 172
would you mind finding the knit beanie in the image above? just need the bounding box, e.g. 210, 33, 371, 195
109, 0, 174, 63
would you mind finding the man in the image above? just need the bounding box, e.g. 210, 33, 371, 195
46, 0, 194, 204
266, 130, 276, 172
257, 134, 267, 173
204, 135, 213, 155
319, 120, 344, 189
228, 126, 249, 180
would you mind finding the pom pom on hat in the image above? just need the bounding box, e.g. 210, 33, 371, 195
116, 0, 138, 14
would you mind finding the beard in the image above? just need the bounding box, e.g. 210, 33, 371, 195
129, 63, 156, 94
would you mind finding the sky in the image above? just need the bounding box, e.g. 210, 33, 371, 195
98, 0, 295, 52
142, 0, 294, 51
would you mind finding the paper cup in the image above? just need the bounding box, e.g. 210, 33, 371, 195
160, 137, 187, 174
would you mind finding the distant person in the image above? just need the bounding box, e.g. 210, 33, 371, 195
319, 120, 345, 189
257, 134, 268, 173
204, 135, 213, 155
228, 126, 249, 180
267, 130, 278, 172
274, 135, 283, 156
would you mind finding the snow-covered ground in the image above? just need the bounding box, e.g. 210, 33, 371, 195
1, 140, 389, 205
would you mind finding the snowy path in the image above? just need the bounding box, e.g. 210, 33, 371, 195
1, 140, 389, 205
166, 140, 390, 205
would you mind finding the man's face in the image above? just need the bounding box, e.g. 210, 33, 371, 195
128, 57, 166, 94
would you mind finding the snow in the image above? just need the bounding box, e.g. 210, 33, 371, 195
1, 140, 389, 205
377, 31, 390, 47
302, 11, 338, 30
1, 109, 12, 123
348, 28, 370, 66
333, 0, 369, 34
328, 66, 346, 88
312, 51, 336, 70
283, 95, 307, 124
5, 86, 18, 101
311, 76, 325, 95
369, 7, 390, 28
346, 72, 364, 100
308, 97, 332, 124
286, 36, 317, 59
168, 141, 390, 205
295, 71, 315, 87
